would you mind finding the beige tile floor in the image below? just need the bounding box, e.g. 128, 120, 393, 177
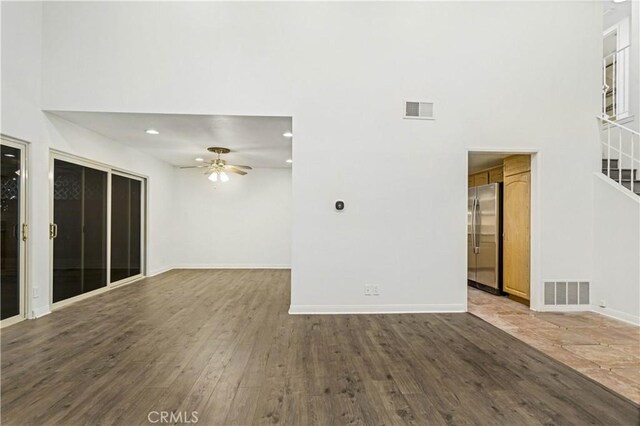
468, 287, 640, 404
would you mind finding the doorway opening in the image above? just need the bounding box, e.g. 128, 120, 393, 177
467, 151, 535, 309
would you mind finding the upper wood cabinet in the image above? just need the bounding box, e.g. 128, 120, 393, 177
503, 155, 531, 177
472, 171, 489, 186
474, 172, 489, 186
488, 167, 503, 183
469, 166, 502, 187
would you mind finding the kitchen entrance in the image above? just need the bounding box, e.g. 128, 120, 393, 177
468, 152, 533, 306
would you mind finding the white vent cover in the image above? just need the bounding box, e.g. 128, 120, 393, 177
404, 101, 434, 120
544, 281, 589, 306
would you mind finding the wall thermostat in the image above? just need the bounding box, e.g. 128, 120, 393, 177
335, 200, 345, 211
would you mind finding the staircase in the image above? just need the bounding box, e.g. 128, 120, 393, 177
598, 116, 640, 197
602, 159, 640, 195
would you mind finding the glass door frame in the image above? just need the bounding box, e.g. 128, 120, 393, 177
110, 170, 146, 287
1, 136, 29, 327
49, 150, 148, 309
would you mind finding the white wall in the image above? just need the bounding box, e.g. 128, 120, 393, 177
38, 1, 604, 314
592, 175, 640, 325
174, 167, 291, 268
1, 2, 177, 317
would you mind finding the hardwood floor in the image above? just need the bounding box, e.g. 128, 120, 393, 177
2, 269, 639, 425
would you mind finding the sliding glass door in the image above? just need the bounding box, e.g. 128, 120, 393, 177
52, 159, 108, 303
111, 173, 143, 283
1, 140, 26, 323
51, 154, 146, 305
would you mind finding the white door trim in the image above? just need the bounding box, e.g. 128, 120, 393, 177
0, 135, 29, 328
465, 148, 541, 311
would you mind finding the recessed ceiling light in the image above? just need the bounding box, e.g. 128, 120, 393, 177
4, 153, 16, 157
286, 159, 293, 164
195, 158, 204, 162
283, 132, 293, 138
145, 129, 160, 135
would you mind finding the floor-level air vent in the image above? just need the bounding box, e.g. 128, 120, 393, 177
544, 281, 589, 306
404, 101, 434, 120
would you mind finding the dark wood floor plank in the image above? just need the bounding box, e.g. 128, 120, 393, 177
2, 269, 638, 425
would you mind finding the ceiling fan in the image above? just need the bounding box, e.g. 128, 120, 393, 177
180, 147, 252, 182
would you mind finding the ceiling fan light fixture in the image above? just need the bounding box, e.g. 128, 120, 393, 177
208, 172, 218, 182
219, 171, 230, 182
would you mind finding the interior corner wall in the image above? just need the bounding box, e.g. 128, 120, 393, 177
39, 2, 603, 314
2, 1, 48, 317
592, 176, 640, 325
173, 167, 292, 268
44, 114, 178, 278
2, 2, 177, 317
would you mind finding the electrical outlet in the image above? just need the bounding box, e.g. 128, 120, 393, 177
33, 287, 39, 298
372, 285, 380, 296
599, 300, 606, 308
364, 285, 372, 296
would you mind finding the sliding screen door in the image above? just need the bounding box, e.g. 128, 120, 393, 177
111, 174, 142, 283
53, 159, 107, 303
1, 143, 25, 320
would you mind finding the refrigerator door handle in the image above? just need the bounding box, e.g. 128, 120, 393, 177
471, 197, 476, 252
474, 199, 481, 254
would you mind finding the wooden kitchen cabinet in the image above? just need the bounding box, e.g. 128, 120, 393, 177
503, 155, 530, 177
488, 166, 503, 183
502, 163, 531, 300
472, 171, 489, 186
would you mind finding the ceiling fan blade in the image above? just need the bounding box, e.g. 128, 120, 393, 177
225, 166, 248, 176
226, 164, 252, 170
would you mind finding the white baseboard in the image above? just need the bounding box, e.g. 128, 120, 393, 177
591, 305, 640, 326
31, 305, 51, 319
289, 304, 465, 315
148, 266, 175, 277
174, 265, 291, 270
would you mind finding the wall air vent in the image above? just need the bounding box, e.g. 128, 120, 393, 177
544, 281, 590, 306
404, 101, 434, 120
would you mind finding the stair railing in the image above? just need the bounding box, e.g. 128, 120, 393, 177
597, 115, 640, 194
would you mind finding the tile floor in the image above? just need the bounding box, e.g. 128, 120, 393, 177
468, 287, 640, 404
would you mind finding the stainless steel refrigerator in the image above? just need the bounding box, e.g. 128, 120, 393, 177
468, 183, 501, 293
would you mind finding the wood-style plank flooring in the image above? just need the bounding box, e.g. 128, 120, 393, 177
2, 269, 639, 425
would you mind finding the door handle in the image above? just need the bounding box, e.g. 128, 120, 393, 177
22, 224, 28, 241
474, 199, 481, 253
471, 199, 476, 251
49, 223, 58, 239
